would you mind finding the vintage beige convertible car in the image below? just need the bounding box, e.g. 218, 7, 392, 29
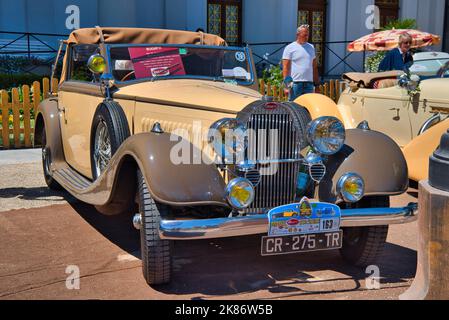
35, 27, 417, 286
297, 70, 449, 182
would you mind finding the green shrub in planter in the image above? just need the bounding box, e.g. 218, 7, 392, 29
365, 51, 387, 73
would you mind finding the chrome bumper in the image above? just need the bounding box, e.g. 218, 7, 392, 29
159, 203, 418, 240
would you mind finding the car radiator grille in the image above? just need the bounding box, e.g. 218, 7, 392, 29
244, 113, 299, 213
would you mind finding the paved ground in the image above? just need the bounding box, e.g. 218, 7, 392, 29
0, 149, 419, 300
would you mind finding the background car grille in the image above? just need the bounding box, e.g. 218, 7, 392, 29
244, 113, 299, 213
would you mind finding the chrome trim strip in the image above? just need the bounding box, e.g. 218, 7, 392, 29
159, 203, 418, 240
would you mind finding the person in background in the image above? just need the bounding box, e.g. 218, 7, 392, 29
378, 33, 414, 72
282, 25, 320, 101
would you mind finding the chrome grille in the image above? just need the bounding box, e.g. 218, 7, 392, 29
244, 113, 299, 213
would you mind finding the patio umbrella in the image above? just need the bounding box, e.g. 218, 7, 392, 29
347, 29, 441, 52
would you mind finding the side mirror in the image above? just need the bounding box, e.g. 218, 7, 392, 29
87, 54, 107, 74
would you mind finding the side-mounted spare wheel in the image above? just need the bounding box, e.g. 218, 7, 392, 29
340, 196, 390, 267
90, 101, 130, 180
137, 170, 172, 285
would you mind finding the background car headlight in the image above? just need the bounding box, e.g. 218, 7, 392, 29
226, 178, 255, 210
208, 118, 247, 163
337, 173, 365, 203
306, 116, 345, 155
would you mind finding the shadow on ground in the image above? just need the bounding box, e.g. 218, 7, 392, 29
0, 187, 76, 202
68, 201, 417, 299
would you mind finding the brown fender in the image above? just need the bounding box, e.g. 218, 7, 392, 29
318, 128, 409, 203
34, 97, 65, 163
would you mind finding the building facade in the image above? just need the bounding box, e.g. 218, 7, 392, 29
0, 0, 447, 76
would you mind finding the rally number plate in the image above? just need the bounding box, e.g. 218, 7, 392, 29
261, 231, 343, 256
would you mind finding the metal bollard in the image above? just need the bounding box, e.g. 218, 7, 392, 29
400, 130, 449, 300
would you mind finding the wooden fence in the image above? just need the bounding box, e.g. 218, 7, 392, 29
259, 79, 347, 102
0, 77, 58, 149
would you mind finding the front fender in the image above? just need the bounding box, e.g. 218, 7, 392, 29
49, 131, 228, 212
403, 119, 449, 182
294, 93, 344, 122
318, 129, 409, 203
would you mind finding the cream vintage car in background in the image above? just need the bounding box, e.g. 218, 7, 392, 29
296, 69, 449, 182
34, 27, 417, 286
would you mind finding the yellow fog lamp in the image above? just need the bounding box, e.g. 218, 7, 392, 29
87, 54, 107, 74
337, 173, 365, 203
226, 178, 255, 210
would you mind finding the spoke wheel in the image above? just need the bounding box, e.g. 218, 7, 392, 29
93, 120, 112, 178
90, 101, 130, 180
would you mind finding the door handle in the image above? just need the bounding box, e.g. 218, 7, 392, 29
58, 106, 65, 113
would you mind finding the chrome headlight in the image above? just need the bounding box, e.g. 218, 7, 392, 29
306, 116, 345, 155
337, 173, 365, 203
208, 118, 247, 163
226, 178, 255, 210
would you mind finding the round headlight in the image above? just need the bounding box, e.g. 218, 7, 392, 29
306, 116, 345, 155
226, 178, 255, 210
208, 118, 247, 163
337, 173, 365, 203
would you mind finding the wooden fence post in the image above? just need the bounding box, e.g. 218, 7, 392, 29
32, 81, 41, 138
266, 83, 272, 98
1, 90, 10, 148
259, 79, 265, 96
11, 88, 21, 148
335, 80, 341, 102
52, 78, 59, 94
23, 85, 32, 148
42, 78, 50, 100
273, 86, 278, 101
329, 80, 335, 102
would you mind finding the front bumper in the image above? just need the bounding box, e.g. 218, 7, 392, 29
159, 203, 418, 240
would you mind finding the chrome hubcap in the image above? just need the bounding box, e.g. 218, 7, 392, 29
94, 120, 111, 178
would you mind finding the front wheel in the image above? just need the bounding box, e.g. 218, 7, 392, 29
137, 170, 172, 285
340, 197, 390, 267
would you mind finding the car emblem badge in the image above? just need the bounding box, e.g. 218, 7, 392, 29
265, 102, 279, 110
299, 197, 313, 218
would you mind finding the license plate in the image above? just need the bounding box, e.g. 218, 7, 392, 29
267, 197, 341, 237
261, 231, 343, 256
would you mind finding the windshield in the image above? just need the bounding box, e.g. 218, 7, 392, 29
410, 58, 449, 77
108, 44, 254, 84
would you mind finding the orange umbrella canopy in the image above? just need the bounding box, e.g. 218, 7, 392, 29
348, 29, 441, 52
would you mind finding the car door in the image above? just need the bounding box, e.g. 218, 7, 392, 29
361, 86, 413, 148
58, 44, 104, 179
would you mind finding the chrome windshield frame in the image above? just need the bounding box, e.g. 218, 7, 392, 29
105, 43, 256, 86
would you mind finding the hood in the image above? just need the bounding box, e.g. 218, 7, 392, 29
115, 79, 262, 113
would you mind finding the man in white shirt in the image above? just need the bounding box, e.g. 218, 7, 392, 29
282, 25, 320, 101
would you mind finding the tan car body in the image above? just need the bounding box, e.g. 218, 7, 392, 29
296, 77, 449, 182
34, 27, 412, 221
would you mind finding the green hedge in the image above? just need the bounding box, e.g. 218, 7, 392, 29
0, 73, 48, 90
